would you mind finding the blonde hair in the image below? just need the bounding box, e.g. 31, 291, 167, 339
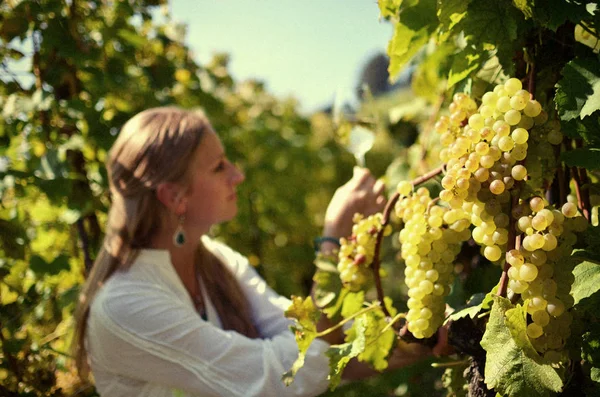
72, 107, 258, 380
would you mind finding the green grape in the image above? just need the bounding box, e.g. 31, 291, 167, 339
524, 100, 542, 117
530, 197, 545, 212
498, 136, 515, 151
489, 180, 505, 195
511, 165, 527, 181
511, 127, 529, 144
496, 96, 512, 113
527, 323, 544, 339
561, 202, 578, 218
510, 95, 527, 110
519, 263, 538, 282
504, 77, 523, 95
504, 109, 522, 125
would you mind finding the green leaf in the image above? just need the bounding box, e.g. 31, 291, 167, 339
447, 46, 483, 88
512, 0, 534, 19
437, 0, 472, 37
555, 57, 600, 121
572, 262, 600, 304
341, 291, 365, 319
378, 0, 402, 19
561, 148, 600, 170
481, 296, 563, 396
561, 112, 600, 145
311, 265, 344, 315
31, 89, 54, 111
412, 43, 454, 100
325, 315, 368, 389
355, 299, 397, 371
283, 296, 321, 385
582, 322, 600, 366
387, 0, 438, 80
29, 254, 70, 276
460, 1, 520, 48
529, 0, 593, 32
592, 367, 600, 383
446, 292, 490, 323
117, 29, 148, 48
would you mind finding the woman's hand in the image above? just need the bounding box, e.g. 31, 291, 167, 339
323, 167, 387, 239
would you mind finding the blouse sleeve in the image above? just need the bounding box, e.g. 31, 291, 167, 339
206, 239, 303, 338
88, 276, 330, 397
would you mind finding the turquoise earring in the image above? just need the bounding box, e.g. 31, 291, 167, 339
173, 215, 186, 247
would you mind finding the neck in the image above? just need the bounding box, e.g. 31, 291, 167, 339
150, 227, 204, 297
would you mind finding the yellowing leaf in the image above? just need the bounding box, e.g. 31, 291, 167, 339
481, 296, 563, 396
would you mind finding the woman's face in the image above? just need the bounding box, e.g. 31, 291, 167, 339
181, 128, 245, 234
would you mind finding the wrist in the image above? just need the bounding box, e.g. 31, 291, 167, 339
313, 236, 341, 255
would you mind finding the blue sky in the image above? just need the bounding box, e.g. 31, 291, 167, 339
170, 1, 393, 113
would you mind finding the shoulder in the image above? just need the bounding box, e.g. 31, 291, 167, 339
201, 235, 251, 277
89, 253, 190, 332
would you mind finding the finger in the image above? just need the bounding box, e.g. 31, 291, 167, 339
373, 179, 386, 196
375, 195, 387, 209
432, 324, 453, 357
353, 166, 373, 185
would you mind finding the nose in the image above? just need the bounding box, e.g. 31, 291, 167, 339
230, 163, 245, 185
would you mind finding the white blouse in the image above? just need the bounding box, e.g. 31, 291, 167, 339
86, 236, 330, 397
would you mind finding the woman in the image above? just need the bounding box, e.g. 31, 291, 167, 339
72, 107, 437, 397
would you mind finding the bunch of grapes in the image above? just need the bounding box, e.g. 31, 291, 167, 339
337, 213, 391, 291
434, 78, 548, 263
396, 181, 471, 338
507, 199, 588, 360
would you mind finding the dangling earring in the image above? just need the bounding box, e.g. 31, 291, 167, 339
173, 215, 186, 247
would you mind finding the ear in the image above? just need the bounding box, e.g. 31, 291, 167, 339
155, 182, 187, 215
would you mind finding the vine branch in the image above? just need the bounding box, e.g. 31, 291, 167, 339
371, 164, 445, 318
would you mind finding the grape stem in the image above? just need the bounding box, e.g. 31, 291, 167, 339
498, 193, 521, 298
381, 312, 406, 334
573, 139, 592, 221
572, 166, 591, 221
527, 61, 536, 98
315, 302, 381, 338
371, 164, 445, 318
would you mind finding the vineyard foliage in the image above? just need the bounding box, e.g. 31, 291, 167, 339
0, 1, 366, 395
284, 0, 600, 396
1, 0, 600, 396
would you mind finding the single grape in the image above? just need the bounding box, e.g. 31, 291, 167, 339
504, 109, 522, 126
504, 78, 523, 95
561, 202, 578, 218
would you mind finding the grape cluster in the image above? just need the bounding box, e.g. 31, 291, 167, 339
507, 198, 587, 360
435, 78, 546, 263
337, 213, 391, 291
396, 182, 471, 338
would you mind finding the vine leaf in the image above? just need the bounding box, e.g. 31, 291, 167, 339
555, 57, 600, 121
353, 298, 397, 371
283, 296, 321, 385
326, 301, 397, 389
481, 296, 563, 396
447, 46, 483, 88
446, 290, 494, 323
561, 148, 600, 171
458, 1, 519, 49
512, 0, 534, 19
561, 112, 600, 145
325, 315, 368, 389
437, 0, 472, 39
572, 262, 600, 304
387, 0, 438, 81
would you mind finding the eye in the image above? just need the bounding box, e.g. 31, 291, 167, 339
213, 160, 226, 172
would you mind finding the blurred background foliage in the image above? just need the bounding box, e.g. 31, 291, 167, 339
0, 0, 431, 395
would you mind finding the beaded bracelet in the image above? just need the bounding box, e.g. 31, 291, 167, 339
313, 236, 341, 252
